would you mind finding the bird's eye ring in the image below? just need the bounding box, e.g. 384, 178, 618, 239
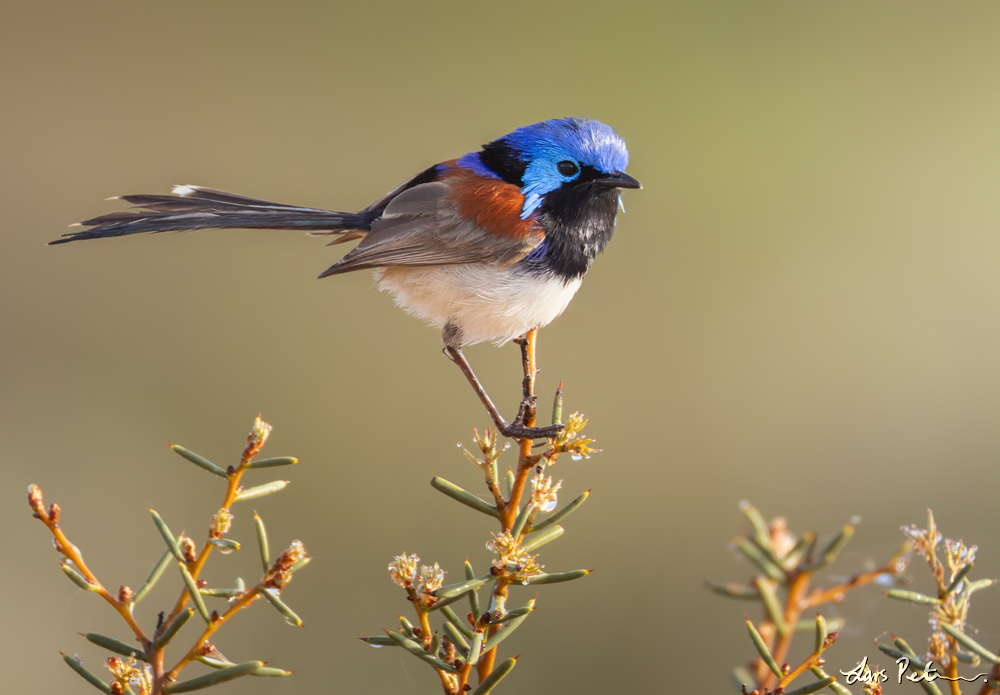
557, 160, 579, 177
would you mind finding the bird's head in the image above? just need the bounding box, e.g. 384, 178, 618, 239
457, 117, 640, 220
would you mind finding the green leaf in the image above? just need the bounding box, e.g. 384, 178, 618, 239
551, 385, 563, 426
893, 635, 920, 660
879, 644, 922, 666
738, 501, 770, 544
481, 605, 533, 652
945, 563, 974, 595
803, 523, 854, 571
939, 621, 1000, 664
464, 558, 481, 620
426, 591, 473, 612
198, 656, 291, 678
783, 677, 836, 695
876, 647, 943, 695
434, 573, 494, 599
467, 630, 484, 666
62, 653, 112, 694
527, 490, 589, 533
398, 615, 415, 637
966, 577, 996, 596
247, 456, 298, 469
156, 608, 194, 648
489, 604, 533, 625
955, 648, 981, 665
520, 525, 564, 552
430, 477, 501, 519
755, 578, 787, 636
133, 550, 172, 604
784, 532, 815, 568
794, 617, 843, 632
814, 614, 828, 654
733, 537, 786, 583
442, 621, 469, 652
177, 562, 211, 624
505, 469, 515, 500
385, 630, 458, 673
520, 569, 590, 585
746, 617, 782, 678
441, 605, 473, 640
261, 588, 303, 626
150, 510, 183, 562
235, 480, 289, 501
470, 656, 517, 695
359, 635, 398, 647
704, 581, 760, 600
254, 512, 270, 574
169, 445, 227, 478
510, 502, 533, 539
289, 556, 311, 573
808, 666, 853, 695
164, 661, 264, 692
83, 633, 147, 661
60, 563, 99, 592
208, 538, 240, 552
198, 587, 243, 598
885, 589, 941, 605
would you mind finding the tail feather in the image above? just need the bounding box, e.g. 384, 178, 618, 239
51, 185, 369, 245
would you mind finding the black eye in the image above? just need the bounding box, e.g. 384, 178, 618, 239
557, 160, 579, 177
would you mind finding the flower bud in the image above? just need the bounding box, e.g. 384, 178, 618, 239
209, 508, 233, 538
178, 534, 197, 563
26, 484, 44, 513
242, 415, 272, 463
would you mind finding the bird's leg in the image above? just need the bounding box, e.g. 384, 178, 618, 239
444, 343, 562, 441
511, 330, 539, 428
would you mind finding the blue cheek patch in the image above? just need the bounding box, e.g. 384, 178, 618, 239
520, 156, 578, 219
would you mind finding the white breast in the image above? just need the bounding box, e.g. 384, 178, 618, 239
373, 265, 583, 346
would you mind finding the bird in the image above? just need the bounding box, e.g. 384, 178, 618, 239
52, 117, 641, 439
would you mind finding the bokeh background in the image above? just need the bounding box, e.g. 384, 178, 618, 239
4, 1, 1000, 692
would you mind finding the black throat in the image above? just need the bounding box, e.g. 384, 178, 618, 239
532, 176, 620, 282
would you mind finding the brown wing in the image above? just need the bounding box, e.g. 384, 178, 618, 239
317, 180, 543, 278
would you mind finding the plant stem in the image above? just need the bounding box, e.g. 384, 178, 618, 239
501, 328, 539, 531
34, 504, 150, 647
762, 572, 810, 690
946, 645, 961, 695
158, 461, 249, 637
480, 329, 541, 693
163, 585, 261, 681
801, 560, 901, 608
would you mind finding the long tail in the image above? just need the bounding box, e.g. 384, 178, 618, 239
50, 185, 371, 245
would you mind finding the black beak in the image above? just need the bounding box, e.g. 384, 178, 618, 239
595, 171, 642, 190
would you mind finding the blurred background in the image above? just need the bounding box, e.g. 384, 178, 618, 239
3, 1, 999, 692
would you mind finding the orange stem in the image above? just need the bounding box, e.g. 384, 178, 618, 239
164, 586, 261, 680
34, 502, 150, 646
802, 561, 901, 608
158, 461, 249, 635
778, 651, 824, 688
762, 572, 810, 690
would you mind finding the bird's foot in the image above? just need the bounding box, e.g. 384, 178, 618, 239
496, 420, 564, 441
495, 396, 564, 441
